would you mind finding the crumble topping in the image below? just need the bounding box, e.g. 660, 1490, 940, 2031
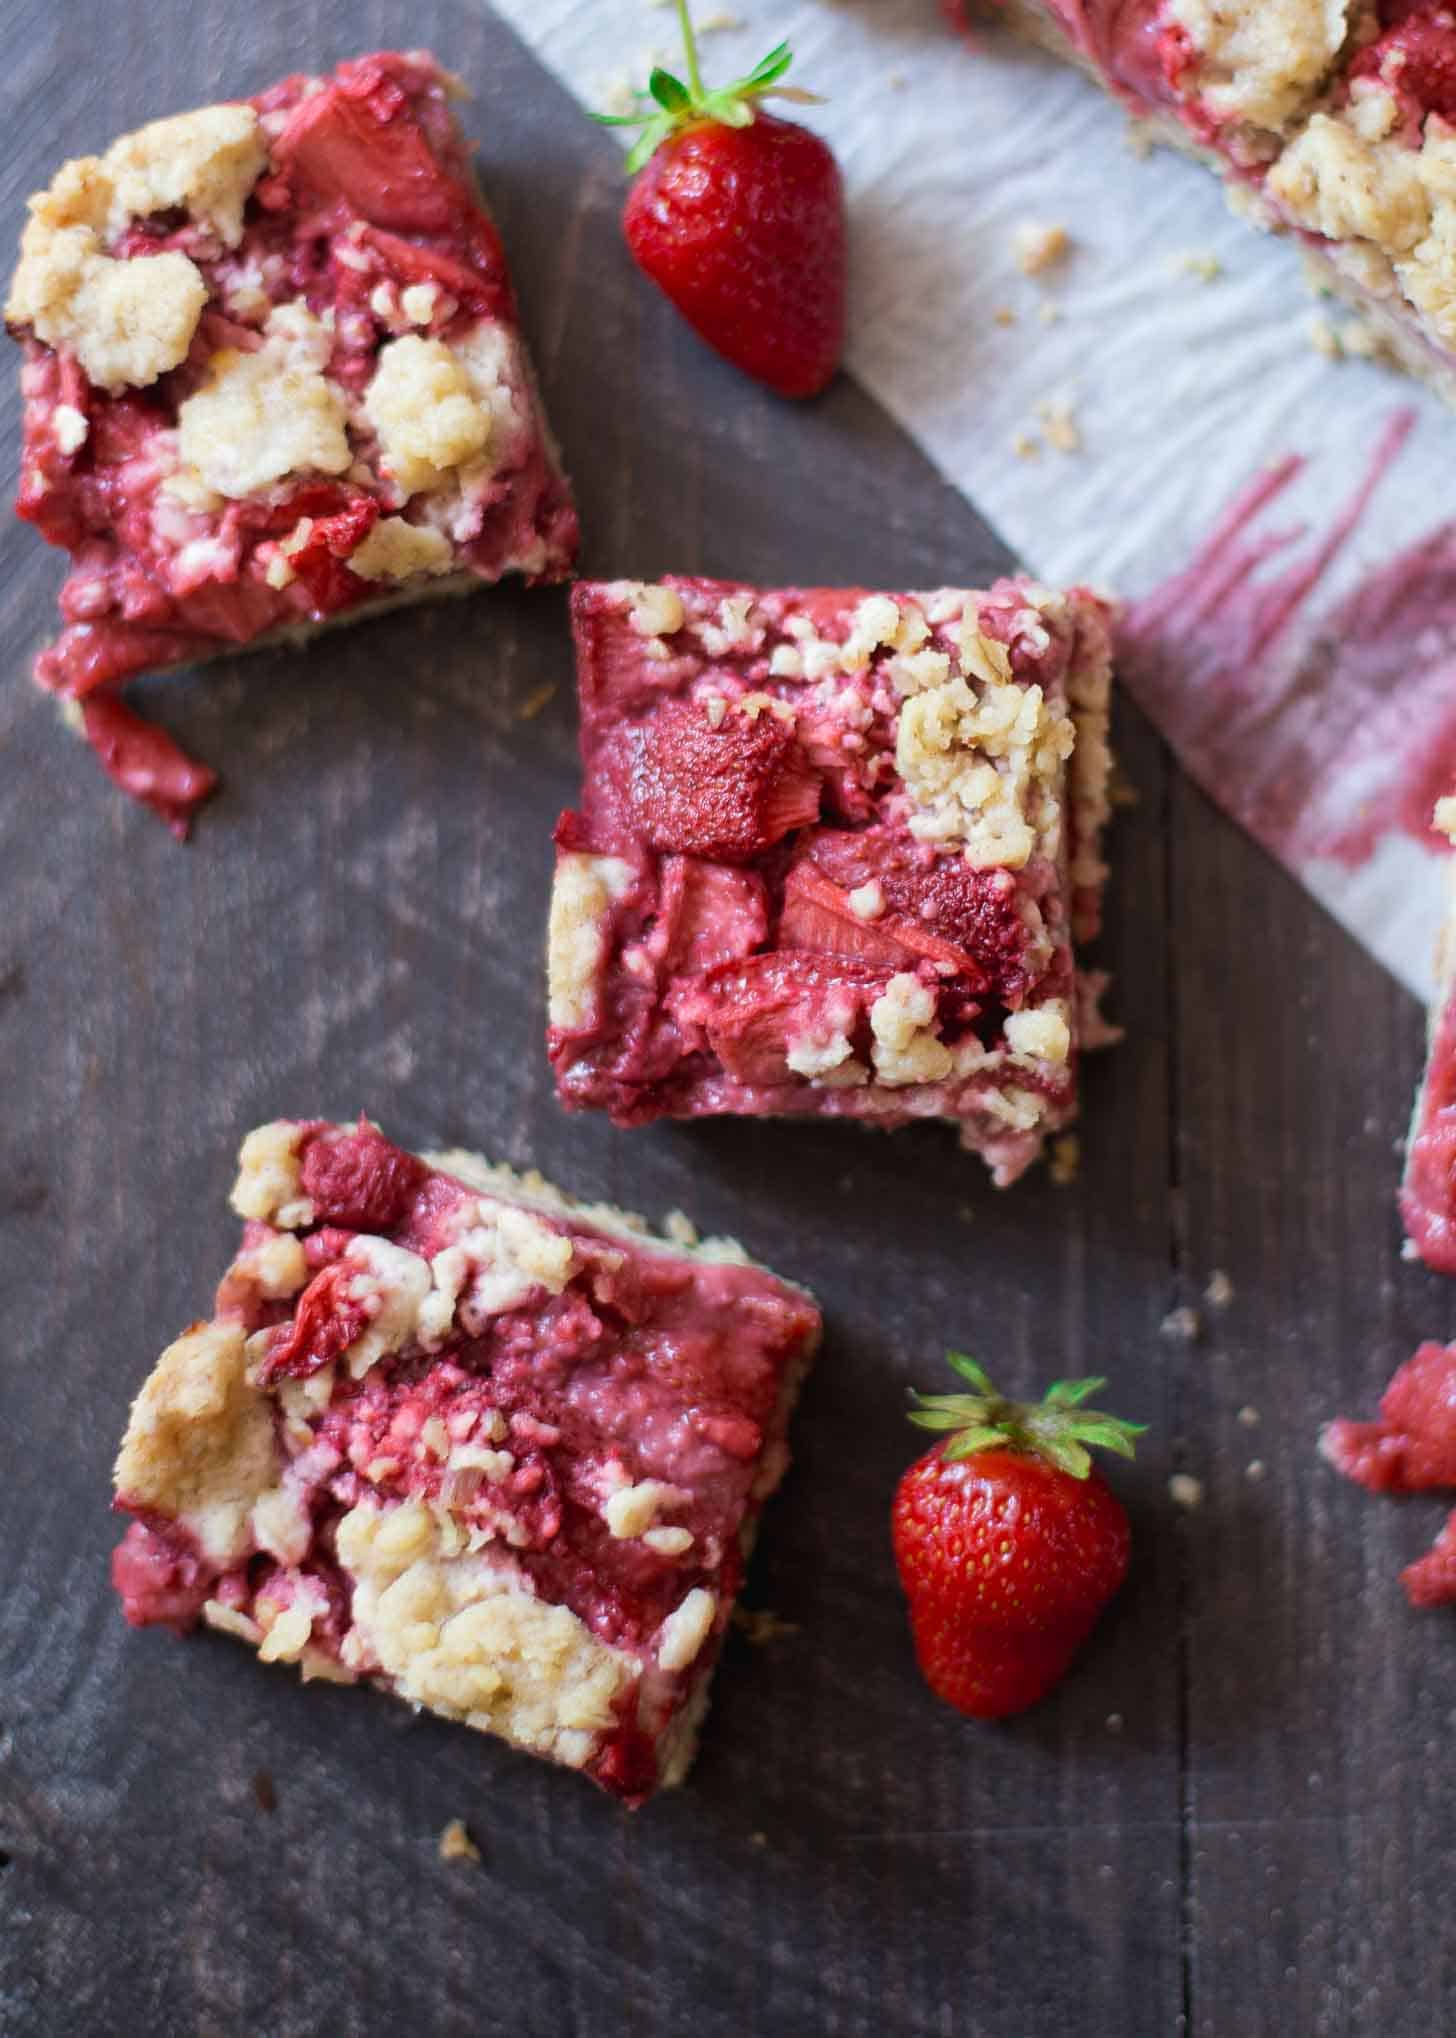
114, 1321, 277, 1564
364, 333, 494, 496
656, 1586, 717, 1673
604, 1479, 684, 1539
230, 1120, 314, 1228
629, 583, 687, 638
174, 302, 351, 500
1005, 1002, 1072, 1064
547, 851, 638, 1030
346, 517, 453, 582
1167, 0, 1352, 134
335, 1237, 433, 1379
337, 1499, 629, 1763
5, 105, 267, 391
104, 105, 268, 245
1268, 87, 1456, 348
51, 404, 87, 454
868, 974, 954, 1088
896, 659, 1074, 870
228, 1231, 309, 1303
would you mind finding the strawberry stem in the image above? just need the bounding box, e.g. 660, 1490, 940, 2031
677, 0, 705, 102
907, 1356, 1146, 1479
591, 16, 805, 176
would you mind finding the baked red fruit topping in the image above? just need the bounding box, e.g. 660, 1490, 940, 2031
547, 575, 1115, 1183
891, 1357, 1142, 1719
1401, 799, 1456, 1273
628, 696, 823, 860
599, 6, 845, 399
5, 51, 577, 832
111, 1119, 820, 1803
1323, 1339, 1456, 1606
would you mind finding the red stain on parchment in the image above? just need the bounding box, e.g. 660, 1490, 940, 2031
1119, 408, 1456, 868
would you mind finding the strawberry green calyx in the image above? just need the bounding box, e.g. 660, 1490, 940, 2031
594, 1, 810, 175
907, 1354, 1146, 1480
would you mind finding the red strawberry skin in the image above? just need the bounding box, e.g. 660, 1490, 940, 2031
891, 1446, 1131, 1719
623, 113, 846, 399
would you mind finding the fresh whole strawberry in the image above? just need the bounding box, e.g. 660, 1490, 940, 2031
891, 1356, 1144, 1719
597, 4, 846, 399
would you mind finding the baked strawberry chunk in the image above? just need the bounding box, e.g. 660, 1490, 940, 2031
5, 51, 577, 833
1401, 798, 1456, 1273
547, 577, 1115, 1184
1323, 1340, 1456, 1606
111, 1119, 819, 1803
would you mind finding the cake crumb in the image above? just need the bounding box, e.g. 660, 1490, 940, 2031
595, 71, 640, 119
1237, 1404, 1261, 1428
1036, 300, 1063, 326
516, 682, 557, 721
1033, 395, 1081, 454
663, 1209, 699, 1248
992, 305, 1017, 327
1204, 1269, 1234, 1309
1170, 249, 1223, 283
1012, 431, 1042, 460
1244, 1459, 1266, 1482
1169, 1472, 1204, 1510
1161, 1306, 1200, 1342
1308, 313, 1341, 360
439, 1818, 482, 1865
251, 1769, 277, 1814
888, 70, 909, 90
1013, 221, 1070, 275
696, 9, 743, 30
733, 1606, 799, 1645
1049, 1133, 1079, 1187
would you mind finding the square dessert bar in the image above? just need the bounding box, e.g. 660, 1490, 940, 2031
548, 576, 1114, 1184
1401, 797, 1456, 1274
5, 50, 577, 830
982, 2, 1456, 403
112, 1119, 820, 1804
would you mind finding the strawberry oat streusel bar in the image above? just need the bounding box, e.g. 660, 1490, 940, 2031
979, 2, 1456, 402
1401, 796, 1456, 1274
112, 1119, 820, 1804
547, 576, 1114, 1184
5, 50, 577, 830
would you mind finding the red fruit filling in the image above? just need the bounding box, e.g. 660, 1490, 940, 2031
299, 1116, 426, 1232
112, 1121, 819, 1797
12, 50, 578, 829
626, 697, 823, 862
1324, 1339, 1456, 1607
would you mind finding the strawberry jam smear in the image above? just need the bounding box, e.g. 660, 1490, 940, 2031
1324, 1340, 1456, 1606
14, 52, 576, 832
549, 577, 1106, 1169
113, 1121, 819, 1796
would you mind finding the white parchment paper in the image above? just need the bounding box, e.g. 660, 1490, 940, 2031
488, 0, 1454, 998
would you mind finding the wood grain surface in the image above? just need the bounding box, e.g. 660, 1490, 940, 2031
0, 5, 1451, 2034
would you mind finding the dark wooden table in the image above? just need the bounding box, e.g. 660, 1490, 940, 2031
2, 5, 1452, 2033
